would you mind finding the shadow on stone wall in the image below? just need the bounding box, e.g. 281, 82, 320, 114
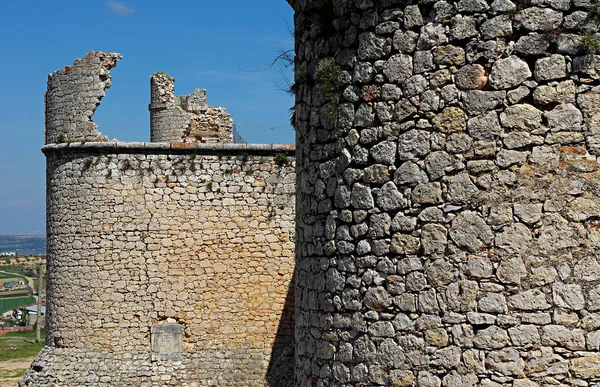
265, 273, 295, 387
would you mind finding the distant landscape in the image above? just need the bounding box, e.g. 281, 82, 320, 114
0, 236, 45, 256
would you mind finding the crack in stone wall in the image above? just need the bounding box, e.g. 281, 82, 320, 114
44, 51, 121, 145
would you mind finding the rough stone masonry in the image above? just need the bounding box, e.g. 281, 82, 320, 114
44, 51, 122, 144
20, 0, 600, 385
22, 52, 296, 386
150, 72, 234, 143
293, 0, 600, 386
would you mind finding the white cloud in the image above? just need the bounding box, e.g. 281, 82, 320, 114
107, 1, 135, 17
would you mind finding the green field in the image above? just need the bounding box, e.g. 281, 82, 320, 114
0, 274, 26, 284
0, 330, 44, 382
0, 296, 35, 316
0, 330, 44, 362
0, 266, 37, 278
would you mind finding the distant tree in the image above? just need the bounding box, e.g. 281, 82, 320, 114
24, 267, 36, 277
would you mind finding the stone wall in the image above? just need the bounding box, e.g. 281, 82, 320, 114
294, 0, 600, 386
22, 142, 295, 386
150, 73, 234, 143
44, 51, 122, 145
26, 50, 297, 387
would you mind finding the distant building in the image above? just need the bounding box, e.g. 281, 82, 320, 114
24, 305, 46, 316
12, 309, 23, 320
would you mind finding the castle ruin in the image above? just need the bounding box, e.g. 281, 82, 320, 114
149, 72, 234, 144
22, 0, 600, 386
25, 51, 295, 386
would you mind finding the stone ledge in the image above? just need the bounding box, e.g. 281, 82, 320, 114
42, 142, 295, 156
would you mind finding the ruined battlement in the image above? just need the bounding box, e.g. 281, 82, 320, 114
44, 51, 122, 145
26, 51, 295, 387
150, 72, 233, 143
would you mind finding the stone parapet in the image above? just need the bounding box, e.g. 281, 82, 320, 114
42, 142, 295, 155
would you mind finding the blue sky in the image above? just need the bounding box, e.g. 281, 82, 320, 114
0, 0, 295, 235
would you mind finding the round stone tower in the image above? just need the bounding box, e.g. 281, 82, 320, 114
149, 72, 189, 142
149, 73, 234, 143
293, 1, 600, 386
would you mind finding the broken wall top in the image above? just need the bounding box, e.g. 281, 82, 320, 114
45, 51, 122, 145
45, 52, 234, 145
149, 72, 233, 143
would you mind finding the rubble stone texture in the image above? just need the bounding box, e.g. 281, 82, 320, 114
44, 51, 122, 144
294, 0, 600, 386
25, 52, 296, 386
25, 0, 600, 384
150, 73, 234, 143
21, 143, 295, 387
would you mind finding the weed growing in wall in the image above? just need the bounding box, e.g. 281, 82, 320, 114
56, 132, 66, 144
581, 33, 600, 54
275, 153, 293, 166
153, 71, 174, 82
314, 59, 344, 117
287, 71, 311, 130
82, 158, 93, 171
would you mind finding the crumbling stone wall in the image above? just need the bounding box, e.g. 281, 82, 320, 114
22, 143, 295, 386
150, 73, 234, 143
44, 51, 122, 144
294, 0, 600, 386
23, 51, 296, 387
